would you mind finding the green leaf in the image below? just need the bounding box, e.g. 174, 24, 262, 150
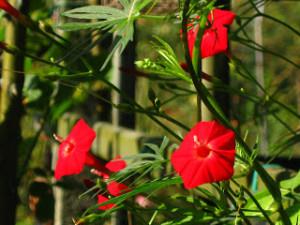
82, 177, 182, 218
270, 134, 300, 158
62, 5, 126, 19
56, 21, 104, 31
136, 36, 192, 83
244, 188, 290, 217
275, 203, 300, 225
119, 0, 130, 8
280, 171, 300, 191
59, 0, 152, 70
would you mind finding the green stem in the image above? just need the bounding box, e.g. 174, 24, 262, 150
236, 37, 300, 69
233, 13, 260, 35
16, 106, 50, 185
233, 57, 300, 120
140, 15, 166, 20
98, 77, 183, 141
59, 78, 184, 140
234, 12, 299, 37
260, 13, 300, 36
225, 185, 252, 225
182, 0, 203, 121
22, 51, 68, 71
231, 179, 275, 225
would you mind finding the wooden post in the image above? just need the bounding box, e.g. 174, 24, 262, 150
111, 21, 136, 225
0, 0, 28, 224
201, 58, 214, 121
254, 4, 268, 156
119, 39, 136, 128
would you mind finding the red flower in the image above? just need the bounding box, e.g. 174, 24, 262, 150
90, 168, 110, 179
107, 181, 130, 196
171, 120, 235, 189
97, 194, 116, 211
97, 181, 130, 211
0, 0, 21, 18
187, 9, 235, 58
54, 119, 96, 180
89, 155, 127, 179
105, 155, 127, 172
85, 152, 111, 176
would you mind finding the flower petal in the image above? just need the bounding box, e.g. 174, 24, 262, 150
208, 127, 235, 150
85, 152, 110, 175
171, 121, 236, 189
107, 181, 130, 196
0, 0, 21, 18
105, 156, 127, 172
54, 119, 96, 180
208, 9, 236, 27
201, 26, 228, 58
54, 149, 86, 180
171, 148, 193, 172
97, 195, 116, 211
66, 119, 96, 153
186, 9, 235, 59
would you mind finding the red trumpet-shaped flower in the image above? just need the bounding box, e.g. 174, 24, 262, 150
107, 181, 130, 197
0, 0, 21, 18
97, 181, 130, 210
105, 155, 127, 172
97, 194, 116, 211
54, 119, 96, 180
187, 9, 236, 58
96, 157, 129, 210
171, 121, 236, 189
85, 151, 111, 177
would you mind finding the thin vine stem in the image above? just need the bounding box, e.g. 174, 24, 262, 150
225, 185, 252, 225
236, 37, 300, 69
231, 178, 275, 225
97, 77, 183, 140
59, 79, 187, 137
233, 57, 300, 121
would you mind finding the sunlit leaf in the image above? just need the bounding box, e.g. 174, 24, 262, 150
59, 0, 153, 70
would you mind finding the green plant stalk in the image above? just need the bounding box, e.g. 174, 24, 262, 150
236, 37, 299, 69
59, 78, 184, 140
16, 106, 50, 185
234, 13, 299, 43
18, 13, 94, 72
97, 77, 183, 141
140, 15, 166, 20
225, 186, 252, 225
1, 44, 68, 71
231, 178, 274, 225
130, 108, 190, 131
233, 57, 300, 121
248, 0, 300, 37
32, 40, 189, 138
192, 13, 207, 75
192, 12, 207, 122
181, 1, 291, 225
